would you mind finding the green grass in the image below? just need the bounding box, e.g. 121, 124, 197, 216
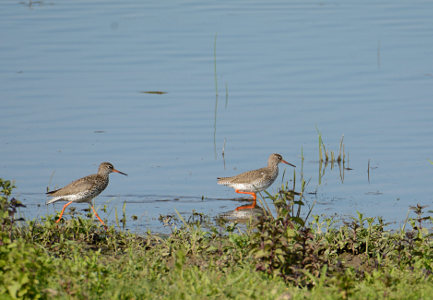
1, 175, 433, 299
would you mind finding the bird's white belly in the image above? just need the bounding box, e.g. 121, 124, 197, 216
48, 191, 96, 204
230, 181, 272, 192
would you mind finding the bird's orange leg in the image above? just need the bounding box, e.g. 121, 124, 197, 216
91, 205, 107, 229
234, 190, 257, 210
56, 201, 73, 223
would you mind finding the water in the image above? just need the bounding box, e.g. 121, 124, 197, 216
2, 0, 433, 232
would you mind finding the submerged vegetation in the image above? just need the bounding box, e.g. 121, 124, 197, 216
1, 175, 433, 299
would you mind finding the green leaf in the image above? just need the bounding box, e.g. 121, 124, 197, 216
7, 281, 21, 298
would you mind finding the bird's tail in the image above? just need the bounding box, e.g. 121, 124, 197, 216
46, 197, 63, 205
217, 177, 230, 185
46, 189, 62, 205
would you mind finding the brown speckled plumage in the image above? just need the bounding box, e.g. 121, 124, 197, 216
46, 162, 127, 227
217, 153, 295, 210
217, 153, 295, 192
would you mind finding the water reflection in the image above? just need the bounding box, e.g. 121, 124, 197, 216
217, 206, 265, 223
318, 160, 350, 185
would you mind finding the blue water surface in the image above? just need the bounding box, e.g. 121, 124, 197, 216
1, 0, 433, 232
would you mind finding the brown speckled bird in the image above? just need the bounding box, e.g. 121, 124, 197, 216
217, 153, 295, 210
46, 162, 127, 227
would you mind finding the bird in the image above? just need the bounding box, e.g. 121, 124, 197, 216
217, 153, 295, 210
46, 162, 127, 227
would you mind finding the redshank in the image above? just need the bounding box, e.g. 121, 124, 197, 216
46, 162, 127, 227
217, 153, 295, 210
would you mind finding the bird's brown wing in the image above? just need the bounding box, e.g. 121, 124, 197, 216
217, 167, 268, 184
46, 174, 100, 196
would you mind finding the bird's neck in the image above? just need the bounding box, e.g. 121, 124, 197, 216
97, 172, 110, 180
267, 162, 279, 170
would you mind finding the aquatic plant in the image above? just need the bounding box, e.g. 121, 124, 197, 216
316, 127, 346, 164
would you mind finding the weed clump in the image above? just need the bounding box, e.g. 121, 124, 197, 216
247, 177, 433, 297
0, 177, 432, 299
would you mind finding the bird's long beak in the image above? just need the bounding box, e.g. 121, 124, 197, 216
281, 160, 296, 168
113, 169, 128, 176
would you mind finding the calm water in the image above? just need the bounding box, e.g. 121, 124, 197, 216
1, 0, 433, 232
